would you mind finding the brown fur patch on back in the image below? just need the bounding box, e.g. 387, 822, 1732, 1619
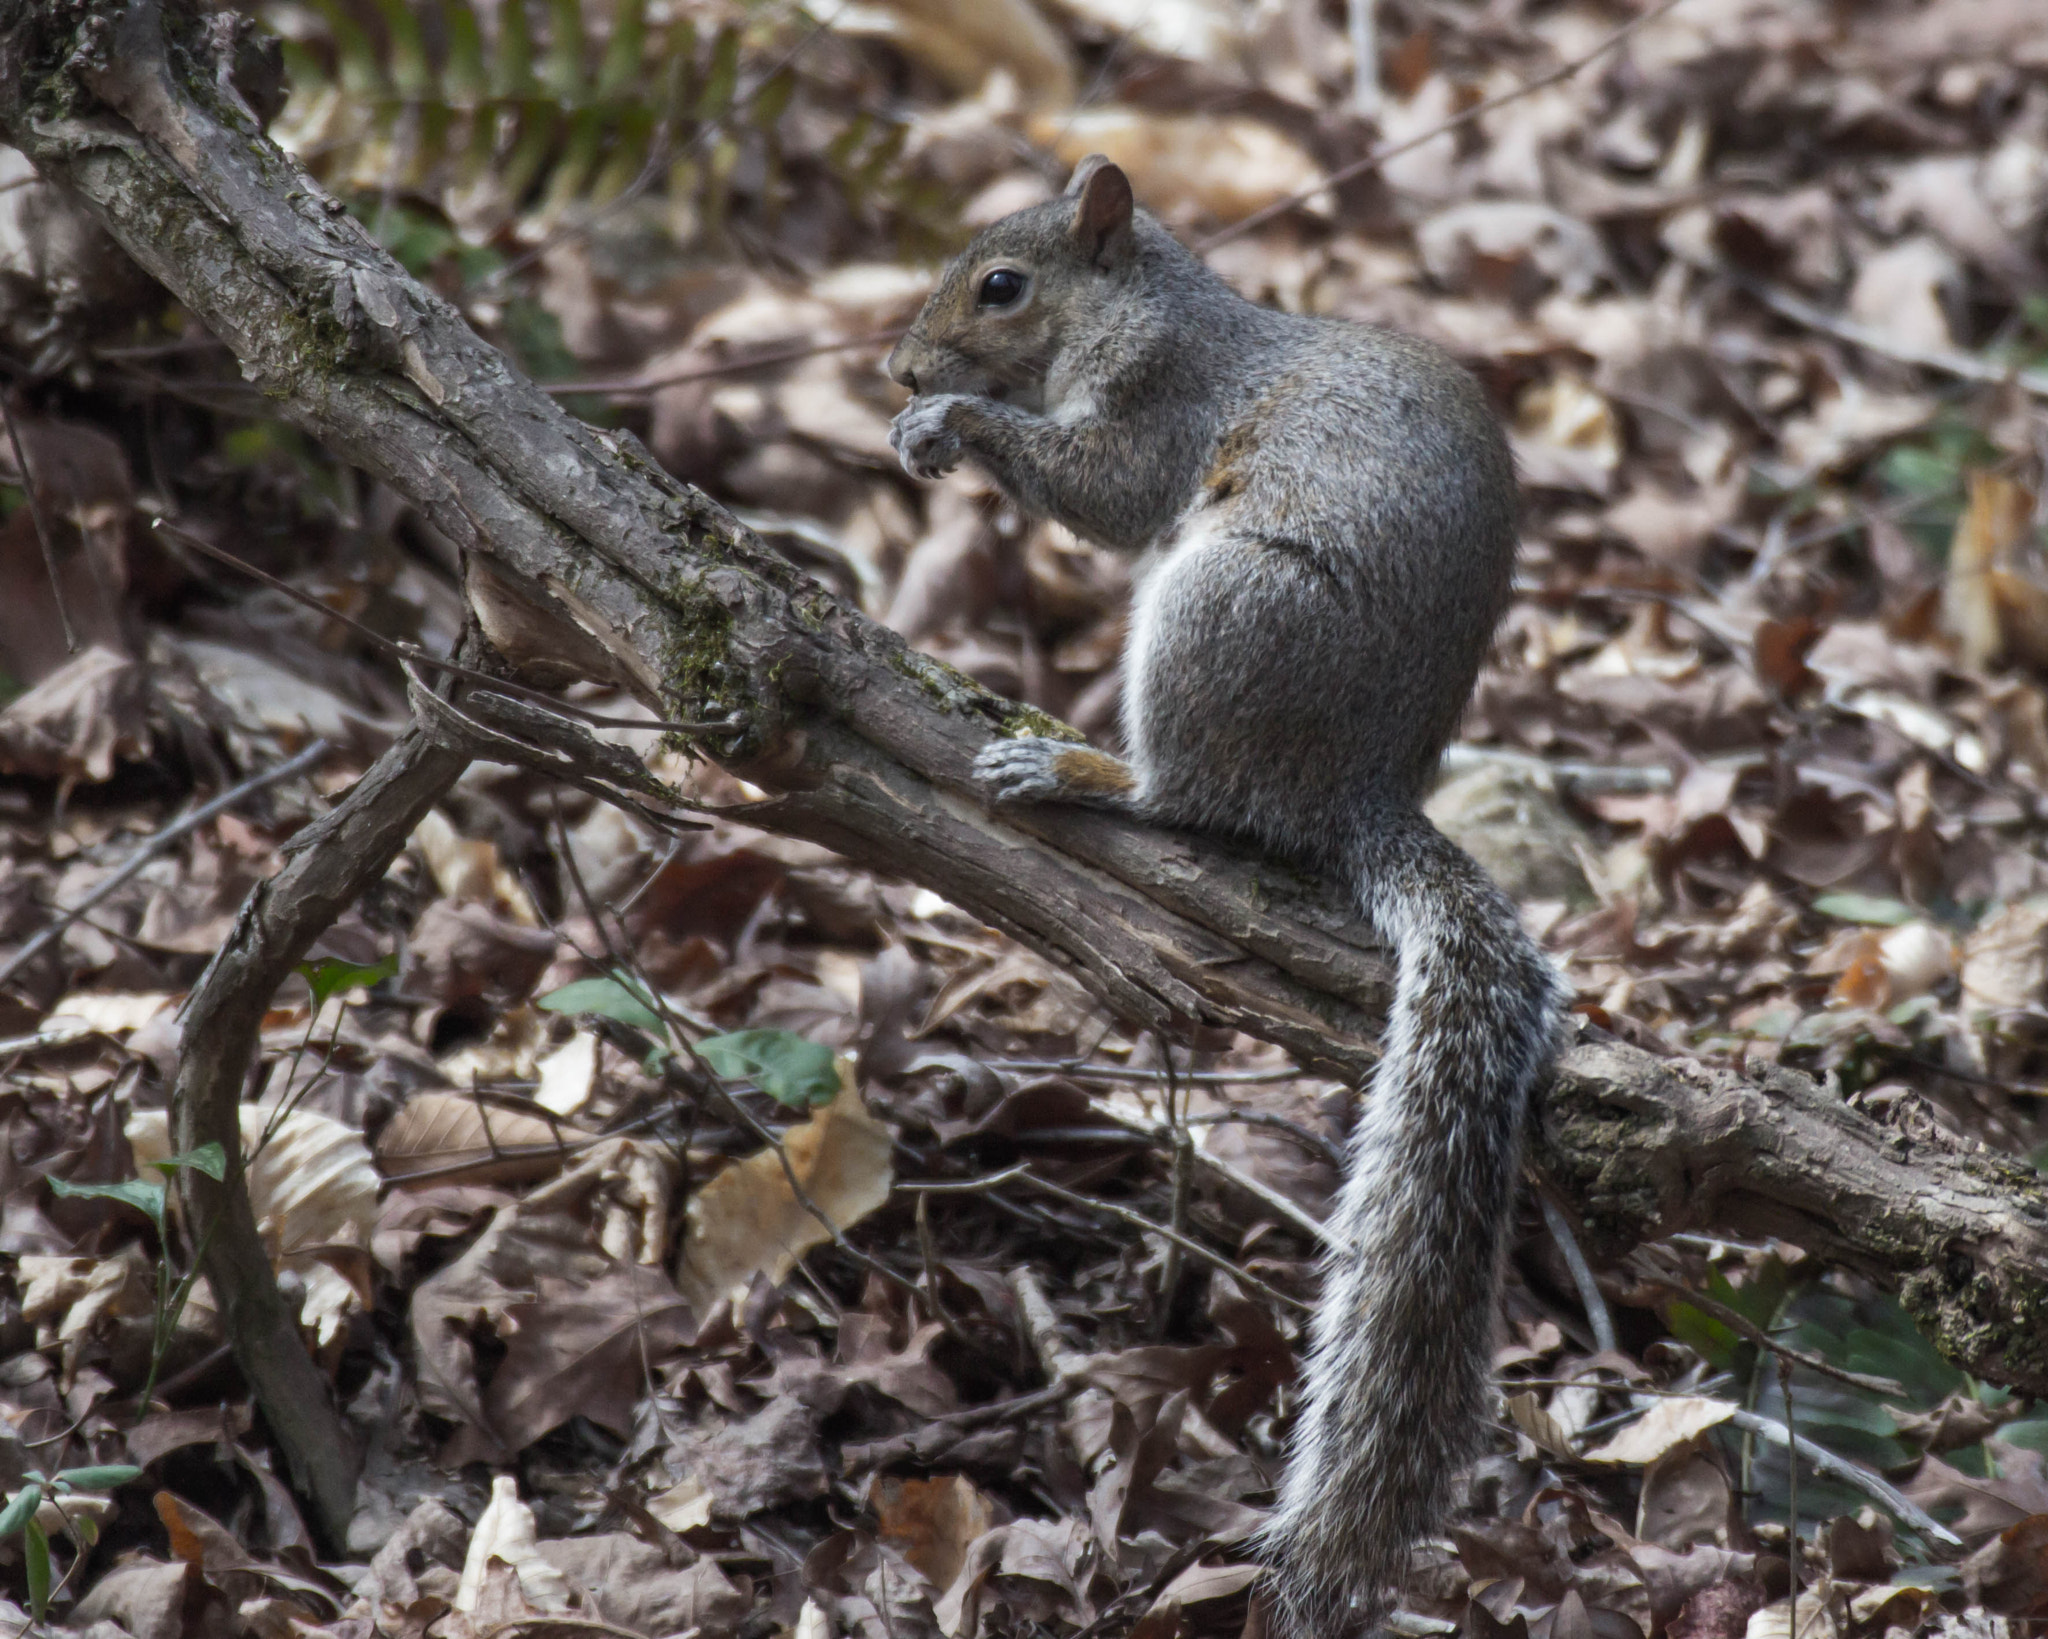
1203, 417, 1262, 502
1051, 746, 1138, 795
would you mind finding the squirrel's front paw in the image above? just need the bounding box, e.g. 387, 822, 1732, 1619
891, 395, 966, 481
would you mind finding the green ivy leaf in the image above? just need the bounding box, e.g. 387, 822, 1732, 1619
0, 1483, 42, 1537
23, 1515, 49, 1617
152, 1143, 227, 1182
537, 974, 668, 1039
53, 1465, 141, 1493
47, 1175, 166, 1232
298, 952, 398, 1009
697, 1029, 841, 1109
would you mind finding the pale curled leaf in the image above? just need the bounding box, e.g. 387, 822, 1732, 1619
455, 1476, 572, 1614
128, 1106, 378, 1347
1585, 1396, 1736, 1465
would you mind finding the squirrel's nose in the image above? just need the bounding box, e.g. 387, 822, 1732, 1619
885, 338, 919, 392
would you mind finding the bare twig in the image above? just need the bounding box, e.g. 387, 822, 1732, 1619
1009, 1265, 1082, 1382
1441, 742, 1674, 794
1726, 1407, 1960, 1550
988, 1058, 1310, 1086
1745, 279, 2048, 401
544, 331, 903, 397
0, 392, 80, 652
154, 519, 744, 739
1538, 1191, 1619, 1355
0, 738, 331, 993
1641, 1279, 1908, 1398
1081, 1094, 1339, 1250
1010, 1167, 1312, 1313
1199, 0, 1690, 252
1348, 0, 1381, 118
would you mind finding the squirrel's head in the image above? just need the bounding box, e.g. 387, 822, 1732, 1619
887, 156, 1136, 411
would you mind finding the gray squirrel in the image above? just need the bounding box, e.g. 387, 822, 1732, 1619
885, 156, 1565, 1637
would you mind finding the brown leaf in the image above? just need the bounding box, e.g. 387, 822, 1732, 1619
873, 1474, 999, 1592
1637, 1447, 1737, 1550
1944, 471, 2048, 672
410, 1144, 693, 1458
406, 900, 559, 1006
0, 644, 148, 782
68, 1558, 222, 1639
537, 1534, 754, 1637
1904, 1445, 2048, 1545
1965, 1514, 2048, 1617
376, 1091, 595, 1187
676, 1092, 893, 1317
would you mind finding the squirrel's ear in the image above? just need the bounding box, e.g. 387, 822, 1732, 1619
1065, 156, 1134, 268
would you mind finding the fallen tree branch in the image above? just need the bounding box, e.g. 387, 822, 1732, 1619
169, 722, 470, 1549
5, 0, 2046, 1537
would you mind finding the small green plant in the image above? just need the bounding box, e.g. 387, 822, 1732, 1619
538, 970, 839, 1105
49, 1143, 229, 1413
0, 1464, 142, 1619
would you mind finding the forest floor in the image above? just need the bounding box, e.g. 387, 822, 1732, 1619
3, 0, 2048, 1635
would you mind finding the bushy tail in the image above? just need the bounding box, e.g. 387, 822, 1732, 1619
1263, 808, 1565, 1637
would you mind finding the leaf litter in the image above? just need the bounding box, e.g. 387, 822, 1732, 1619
5, 0, 2048, 1634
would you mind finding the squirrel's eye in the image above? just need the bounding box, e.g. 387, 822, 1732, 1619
977, 268, 1026, 308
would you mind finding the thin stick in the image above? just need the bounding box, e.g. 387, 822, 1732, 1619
1746, 280, 2048, 402
1440, 742, 1674, 794
1724, 1407, 1960, 1550
0, 393, 80, 653
1781, 1354, 1801, 1639
1198, 0, 1690, 253
1348, 0, 1381, 118
153, 518, 741, 738
0, 738, 331, 992
545, 330, 902, 397
1083, 1094, 1339, 1249
912, 1164, 1313, 1313
1538, 1192, 1617, 1354
989, 1058, 1308, 1086
1154, 1045, 1190, 1337
1641, 1279, 1907, 1397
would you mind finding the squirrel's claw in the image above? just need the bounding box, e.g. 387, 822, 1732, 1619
972, 736, 1070, 804
890, 395, 965, 481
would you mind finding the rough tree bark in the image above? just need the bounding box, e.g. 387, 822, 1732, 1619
3, 0, 2044, 1537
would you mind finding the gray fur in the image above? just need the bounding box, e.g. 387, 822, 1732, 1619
890, 161, 1564, 1637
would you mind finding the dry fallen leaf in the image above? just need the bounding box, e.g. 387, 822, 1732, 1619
410, 1138, 692, 1458
377, 1089, 596, 1187
676, 1088, 895, 1317
1959, 897, 2048, 1036
1585, 1396, 1736, 1465
0, 644, 149, 783
1943, 471, 2048, 672
836, 0, 1074, 105
129, 1105, 378, 1346
455, 1476, 572, 1614
873, 1474, 1000, 1592
1032, 108, 1326, 225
